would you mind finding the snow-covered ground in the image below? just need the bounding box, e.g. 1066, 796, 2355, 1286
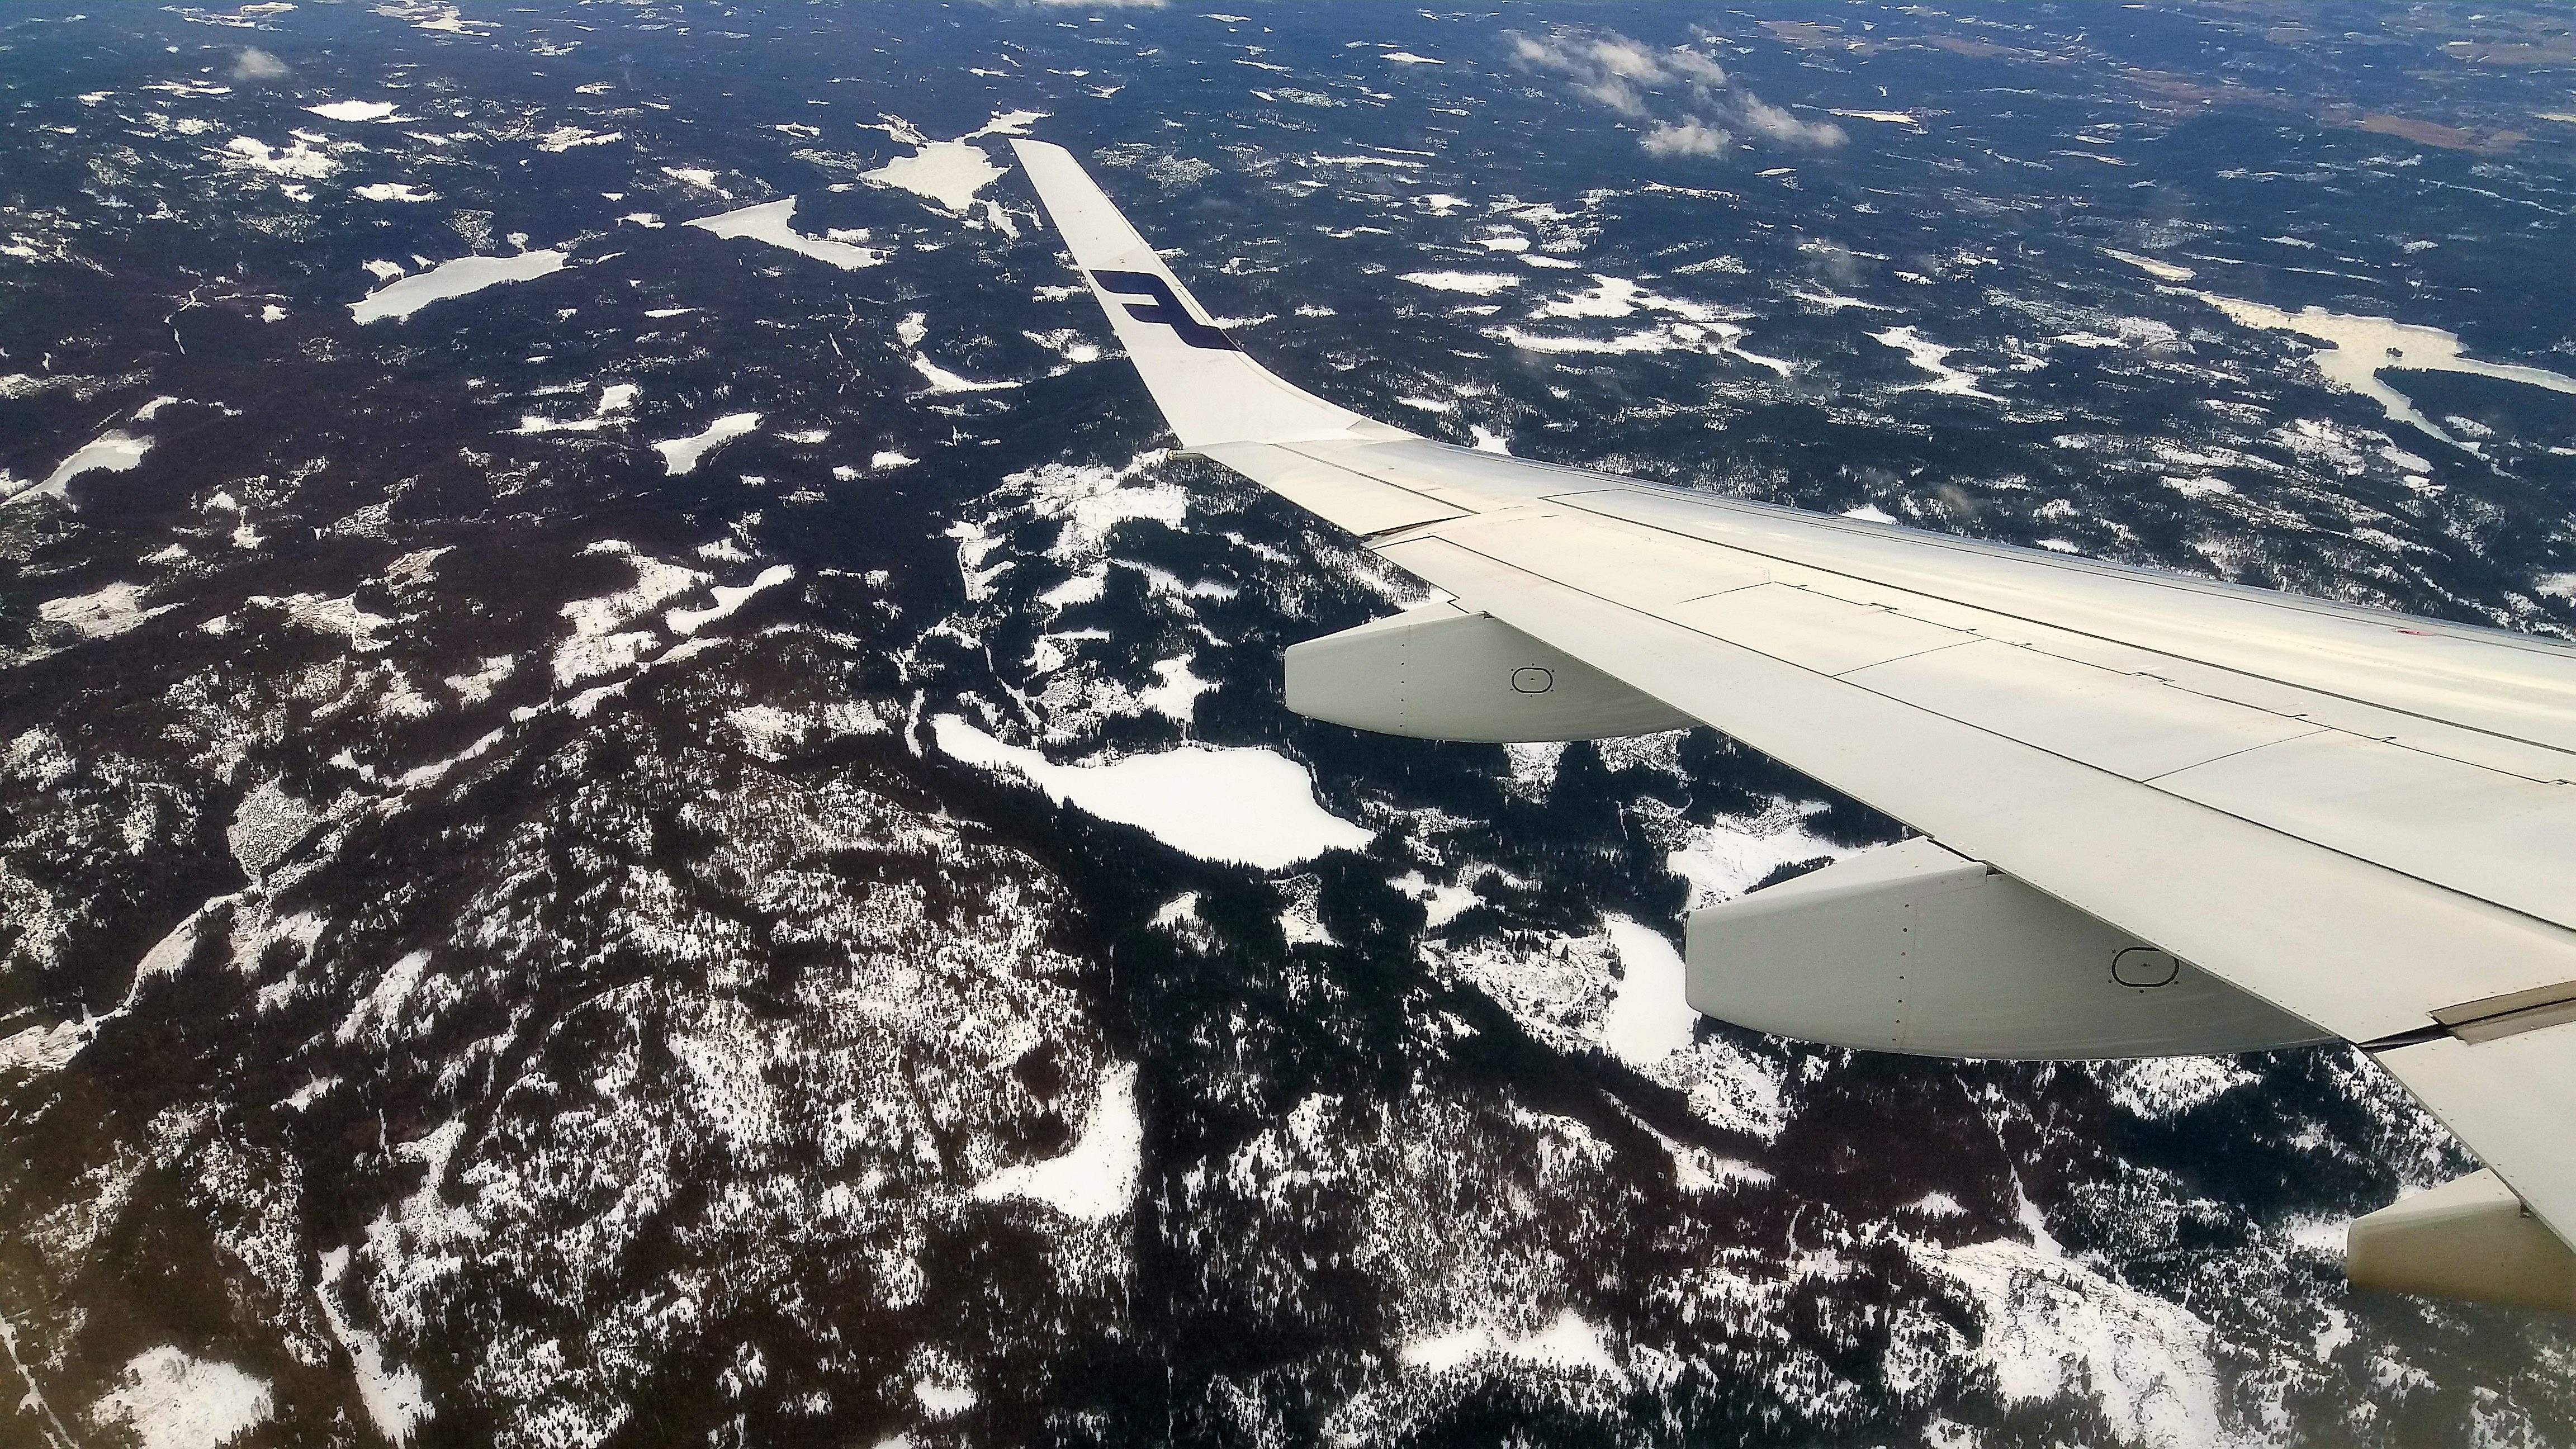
349, 250, 567, 324
972, 1062, 1142, 1221
1399, 1309, 1620, 1376
1871, 325, 2004, 401
1597, 916, 1697, 1069
931, 716, 1371, 869
1916, 1237, 2229, 1449
685, 198, 885, 271
15, 428, 151, 506
88, 1346, 274, 1449
316, 1247, 432, 1447
2186, 291, 2576, 452
652, 412, 763, 475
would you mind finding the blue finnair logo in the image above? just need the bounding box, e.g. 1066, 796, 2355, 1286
1090, 269, 1239, 351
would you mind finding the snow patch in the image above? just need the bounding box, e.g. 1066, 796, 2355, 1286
512, 382, 638, 434
1665, 806, 1847, 911
306, 100, 400, 122
1598, 917, 1696, 1069
667, 564, 795, 634
316, 1247, 432, 1446
12, 429, 152, 508
1137, 656, 1213, 723
1399, 1310, 1619, 1376
220, 135, 339, 178
972, 1061, 1142, 1222
2100, 1057, 2257, 1117
911, 357, 1022, 394
229, 779, 319, 878
686, 197, 886, 270
350, 250, 567, 324
552, 541, 707, 684
88, 1346, 273, 1449
2105, 248, 2195, 282
653, 412, 762, 475
536, 125, 621, 151
39, 581, 169, 639
1919, 1237, 2222, 1449
1399, 271, 1521, 295
1871, 325, 2003, 401
861, 111, 1041, 215
0, 1020, 88, 1076
931, 716, 1370, 869
2187, 291, 2576, 453
914, 1376, 977, 1417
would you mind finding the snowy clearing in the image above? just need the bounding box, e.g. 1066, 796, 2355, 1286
653, 413, 762, 475
39, 581, 169, 640
931, 716, 1371, 869
685, 197, 885, 270
350, 250, 567, 324
88, 1346, 273, 1449
1399, 271, 1521, 295
1400, 1310, 1620, 1376
861, 111, 1041, 216
1598, 917, 1697, 1068
667, 564, 795, 634
972, 1062, 1142, 1221
306, 100, 401, 122
2190, 292, 2576, 452
1919, 1237, 2222, 1449
316, 1247, 432, 1446
12, 429, 152, 508
1871, 326, 2004, 401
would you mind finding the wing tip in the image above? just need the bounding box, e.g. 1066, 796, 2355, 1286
1007, 134, 1389, 451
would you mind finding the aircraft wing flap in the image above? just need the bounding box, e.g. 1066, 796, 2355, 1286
2376, 1023, 2576, 1246
1841, 638, 2331, 782
1664, 584, 1980, 678
1389, 496, 2576, 939
2154, 731, 2576, 932
1306, 448, 2576, 932
1287, 436, 1604, 513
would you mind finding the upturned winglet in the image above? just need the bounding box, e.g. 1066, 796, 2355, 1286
1010, 139, 1410, 451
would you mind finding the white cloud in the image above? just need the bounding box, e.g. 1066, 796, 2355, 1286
1642, 119, 1731, 157
1660, 49, 1730, 86
1510, 27, 1844, 159
231, 46, 290, 81
1512, 31, 1727, 94
1736, 94, 1846, 149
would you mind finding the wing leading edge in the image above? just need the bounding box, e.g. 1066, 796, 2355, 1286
1010, 140, 2576, 1308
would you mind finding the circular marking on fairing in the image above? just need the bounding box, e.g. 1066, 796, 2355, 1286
1509, 666, 1554, 694
2111, 946, 2181, 988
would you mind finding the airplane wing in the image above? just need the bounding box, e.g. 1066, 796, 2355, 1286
1009, 139, 2576, 1309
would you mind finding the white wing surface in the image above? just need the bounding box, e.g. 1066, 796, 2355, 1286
1010, 140, 2576, 1295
